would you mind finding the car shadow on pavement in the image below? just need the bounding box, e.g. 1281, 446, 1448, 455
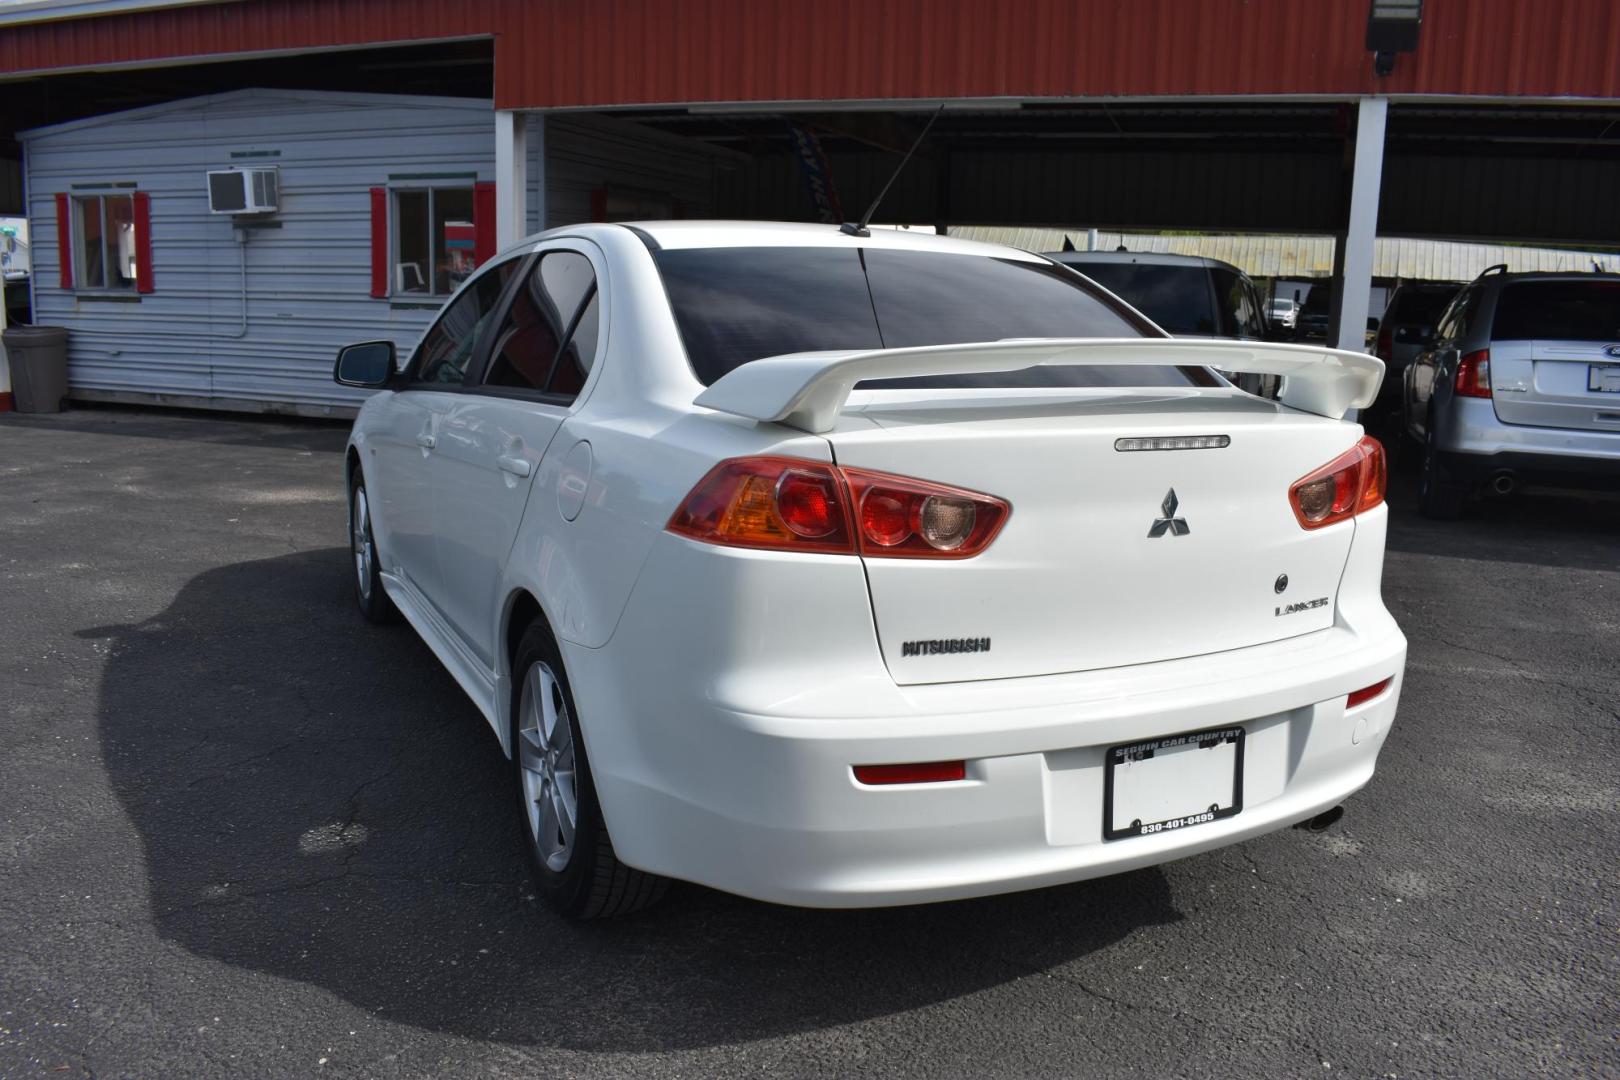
85, 548, 1181, 1050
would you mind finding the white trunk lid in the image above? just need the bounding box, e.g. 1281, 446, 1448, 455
826, 389, 1362, 684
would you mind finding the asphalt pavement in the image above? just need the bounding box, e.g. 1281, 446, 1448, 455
1, 406, 1616, 1079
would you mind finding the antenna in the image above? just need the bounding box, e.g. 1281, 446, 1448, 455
841, 105, 946, 238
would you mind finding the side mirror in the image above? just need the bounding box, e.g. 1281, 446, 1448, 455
334, 341, 396, 388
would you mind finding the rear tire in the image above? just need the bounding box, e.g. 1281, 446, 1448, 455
1418, 442, 1467, 520
349, 469, 398, 624
511, 619, 668, 919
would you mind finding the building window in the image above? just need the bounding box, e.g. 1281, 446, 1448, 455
392, 186, 477, 296
73, 194, 137, 290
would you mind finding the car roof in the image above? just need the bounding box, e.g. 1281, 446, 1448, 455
621, 220, 1047, 261
1045, 250, 1242, 274
1486, 270, 1620, 283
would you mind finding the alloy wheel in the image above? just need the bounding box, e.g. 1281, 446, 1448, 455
517, 661, 578, 872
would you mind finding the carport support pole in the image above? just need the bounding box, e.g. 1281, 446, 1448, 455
495, 109, 529, 249
1332, 98, 1388, 352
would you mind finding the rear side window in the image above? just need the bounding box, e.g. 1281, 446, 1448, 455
653, 246, 1195, 390
1210, 267, 1264, 338
1389, 287, 1456, 327
1492, 280, 1620, 342
1063, 262, 1218, 335
483, 250, 599, 402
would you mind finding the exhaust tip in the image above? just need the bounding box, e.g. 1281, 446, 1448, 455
1490, 470, 1517, 495
1296, 805, 1346, 832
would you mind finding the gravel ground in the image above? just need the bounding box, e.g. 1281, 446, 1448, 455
1, 406, 1615, 1079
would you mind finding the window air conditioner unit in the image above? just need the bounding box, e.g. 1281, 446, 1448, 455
207, 168, 279, 214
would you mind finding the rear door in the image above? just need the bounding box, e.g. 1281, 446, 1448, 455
427, 247, 603, 667
1486, 279, 1620, 432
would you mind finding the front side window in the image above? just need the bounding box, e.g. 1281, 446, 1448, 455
483, 250, 601, 402
653, 246, 1198, 390
73, 194, 136, 290
411, 259, 519, 386
394, 186, 477, 296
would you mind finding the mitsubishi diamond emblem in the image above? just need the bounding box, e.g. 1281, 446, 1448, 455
1148, 488, 1190, 538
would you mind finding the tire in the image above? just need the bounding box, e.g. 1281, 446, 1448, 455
1418, 441, 1467, 521
349, 468, 398, 624
511, 619, 668, 919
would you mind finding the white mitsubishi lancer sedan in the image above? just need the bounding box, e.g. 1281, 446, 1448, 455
333, 221, 1407, 918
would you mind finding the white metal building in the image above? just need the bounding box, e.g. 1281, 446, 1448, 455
21, 88, 723, 415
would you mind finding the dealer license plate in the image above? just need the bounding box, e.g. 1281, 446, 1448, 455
1589, 364, 1620, 393
1103, 726, 1245, 841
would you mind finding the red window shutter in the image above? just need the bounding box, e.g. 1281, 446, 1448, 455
54, 192, 73, 289
132, 191, 155, 294
369, 186, 388, 298
473, 181, 496, 267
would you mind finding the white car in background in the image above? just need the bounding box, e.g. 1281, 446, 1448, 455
334, 222, 1407, 918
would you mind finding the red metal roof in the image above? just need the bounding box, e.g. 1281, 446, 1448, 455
2, 0, 1618, 108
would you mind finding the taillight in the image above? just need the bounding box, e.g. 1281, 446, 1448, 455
1289, 435, 1387, 529
668, 456, 1010, 558
1454, 349, 1492, 398
1375, 325, 1393, 361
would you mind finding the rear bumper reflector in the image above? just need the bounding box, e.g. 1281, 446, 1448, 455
853, 761, 967, 786
1346, 677, 1393, 709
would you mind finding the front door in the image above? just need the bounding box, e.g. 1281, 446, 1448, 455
427, 246, 604, 666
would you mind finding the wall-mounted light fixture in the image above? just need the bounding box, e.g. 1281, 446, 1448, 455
1366, 0, 1423, 77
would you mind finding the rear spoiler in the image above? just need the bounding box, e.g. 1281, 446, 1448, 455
694, 337, 1384, 434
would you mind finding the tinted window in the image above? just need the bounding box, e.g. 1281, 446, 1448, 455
654, 246, 1194, 390
1210, 267, 1263, 338
1388, 286, 1456, 327
1493, 280, 1620, 342
483, 251, 599, 401
413, 260, 518, 385
1063, 262, 1217, 335
1436, 285, 1479, 343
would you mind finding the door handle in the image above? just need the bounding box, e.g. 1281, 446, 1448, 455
497, 454, 532, 478
416, 433, 437, 450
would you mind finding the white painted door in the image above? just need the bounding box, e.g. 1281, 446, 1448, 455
427, 248, 602, 665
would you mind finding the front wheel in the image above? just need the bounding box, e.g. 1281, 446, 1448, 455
349, 469, 398, 623
512, 620, 668, 919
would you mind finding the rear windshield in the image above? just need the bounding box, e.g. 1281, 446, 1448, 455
1059, 262, 1218, 336
653, 246, 1204, 390
1492, 280, 1620, 342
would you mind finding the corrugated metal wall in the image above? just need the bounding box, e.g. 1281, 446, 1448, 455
3, 0, 1620, 108
23, 89, 498, 413
537, 113, 723, 231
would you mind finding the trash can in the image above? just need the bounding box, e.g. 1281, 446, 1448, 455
1, 326, 70, 414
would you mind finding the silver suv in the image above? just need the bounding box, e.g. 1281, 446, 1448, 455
1402, 267, 1620, 518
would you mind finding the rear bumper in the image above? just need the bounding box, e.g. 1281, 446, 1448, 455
1434, 398, 1620, 490
564, 512, 1407, 908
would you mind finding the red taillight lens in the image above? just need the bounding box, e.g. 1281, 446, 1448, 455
853, 760, 966, 785
1346, 677, 1393, 709
667, 457, 855, 554
668, 457, 1009, 559
1289, 435, 1387, 529
1375, 326, 1393, 361
1455, 349, 1492, 398
843, 468, 1009, 558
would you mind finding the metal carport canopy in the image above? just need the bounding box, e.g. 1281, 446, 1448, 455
2, 0, 1620, 107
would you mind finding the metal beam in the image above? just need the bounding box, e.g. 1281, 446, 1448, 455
494, 108, 528, 249
1334, 98, 1387, 352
